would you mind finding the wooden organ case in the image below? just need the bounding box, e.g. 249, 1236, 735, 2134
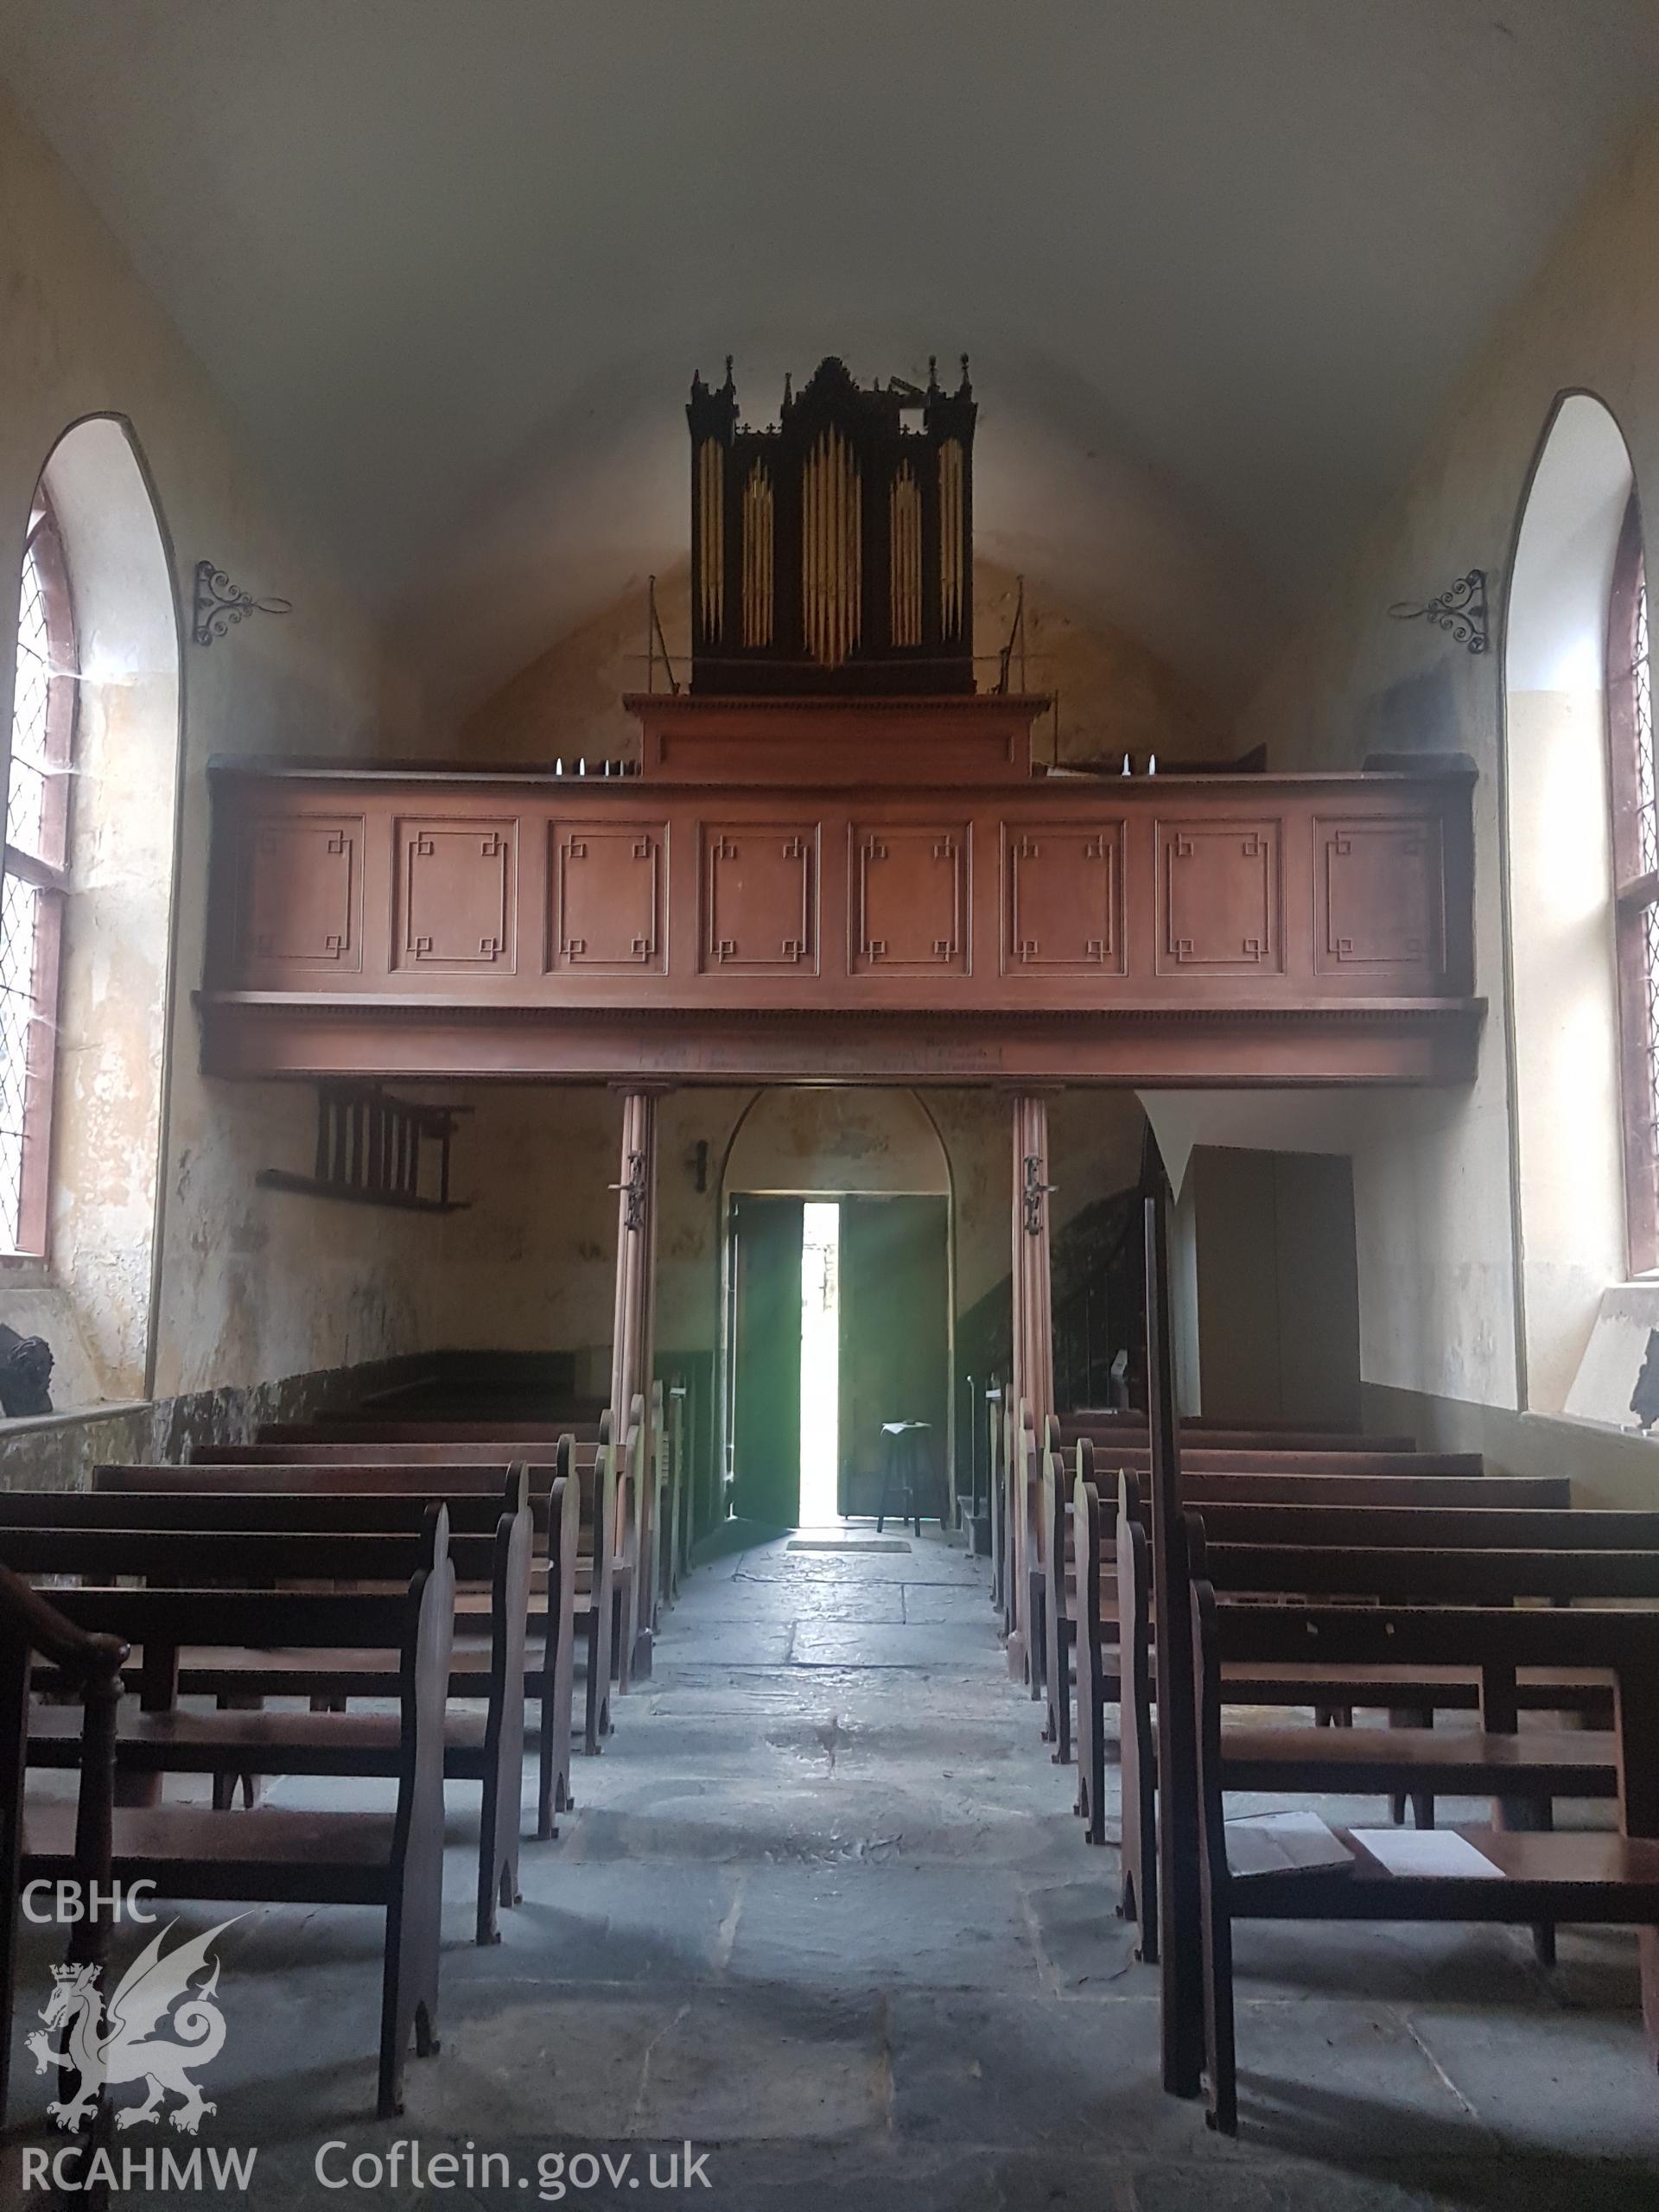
688, 355, 976, 695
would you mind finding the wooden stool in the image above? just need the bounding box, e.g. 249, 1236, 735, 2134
875, 1421, 934, 1535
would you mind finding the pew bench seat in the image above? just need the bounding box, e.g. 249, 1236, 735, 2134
1219, 1721, 1618, 1797
22, 1799, 402, 1904
1191, 1592, 1659, 2134
26, 1699, 493, 1774
139, 1634, 575, 1713
10, 1548, 455, 2123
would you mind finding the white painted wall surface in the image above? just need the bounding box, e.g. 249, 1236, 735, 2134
0, 86, 433, 1403
1236, 121, 1659, 1475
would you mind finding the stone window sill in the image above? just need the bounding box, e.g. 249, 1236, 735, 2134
0, 1400, 149, 1438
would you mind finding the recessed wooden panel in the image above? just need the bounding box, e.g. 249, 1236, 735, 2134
205, 728, 1479, 1085
550, 823, 667, 974
239, 814, 363, 971
1316, 816, 1445, 976
1158, 818, 1281, 974
1002, 820, 1125, 974
701, 823, 817, 972
850, 823, 969, 975
395, 817, 518, 970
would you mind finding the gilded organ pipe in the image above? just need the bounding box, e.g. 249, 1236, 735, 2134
741, 462, 774, 648
890, 462, 922, 648
938, 437, 964, 639
697, 437, 724, 643
803, 424, 862, 669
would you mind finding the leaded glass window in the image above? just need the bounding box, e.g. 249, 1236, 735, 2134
1, 493, 74, 1256
1608, 493, 1659, 1272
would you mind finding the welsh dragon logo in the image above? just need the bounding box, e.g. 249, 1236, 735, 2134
27, 1916, 241, 2134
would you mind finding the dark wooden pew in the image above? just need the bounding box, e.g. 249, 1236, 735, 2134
1075, 1468, 1596, 1958
0, 1564, 126, 2139
1001, 1402, 1429, 1666
3, 1498, 529, 1947
319, 1389, 673, 1687
1036, 1436, 1492, 1764
1188, 1595, 1659, 2135
1060, 1415, 1417, 1454
259, 1420, 605, 1444
232, 1399, 658, 1694
179, 1436, 609, 1757
89, 1454, 585, 1818
10, 1516, 456, 2120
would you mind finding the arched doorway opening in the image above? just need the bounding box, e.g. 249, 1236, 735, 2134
718, 1087, 953, 1529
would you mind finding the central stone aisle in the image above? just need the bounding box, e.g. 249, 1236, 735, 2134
416, 1521, 1177, 2203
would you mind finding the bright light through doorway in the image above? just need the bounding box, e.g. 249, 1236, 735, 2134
798, 1201, 840, 1524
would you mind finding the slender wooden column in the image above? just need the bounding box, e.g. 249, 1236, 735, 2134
1007, 1096, 1029, 1680
1007, 1092, 1056, 1684
607, 1086, 667, 1684
607, 1091, 645, 1427
1145, 1190, 1204, 2096
607, 1092, 645, 1695
634, 1089, 663, 1675
1021, 1096, 1055, 1432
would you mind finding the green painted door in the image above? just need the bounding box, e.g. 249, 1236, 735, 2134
838, 1196, 950, 1519
731, 1195, 804, 1527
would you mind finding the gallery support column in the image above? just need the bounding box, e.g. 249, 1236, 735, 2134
1007, 1090, 1056, 1684
607, 1086, 666, 1688
1019, 1093, 1056, 1435
1144, 1190, 1204, 2098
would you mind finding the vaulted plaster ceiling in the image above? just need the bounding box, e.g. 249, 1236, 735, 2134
4, 1, 1659, 727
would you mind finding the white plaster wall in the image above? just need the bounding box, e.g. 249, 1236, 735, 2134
460, 561, 1230, 773
420, 1082, 1150, 1387
723, 1088, 950, 1198
0, 86, 435, 1403
1235, 120, 1659, 1454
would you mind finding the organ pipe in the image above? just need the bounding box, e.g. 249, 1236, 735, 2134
741, 462, 774, 648
938, 437, 964, 640
697, 436, 724, 644
890, 462, 922, 648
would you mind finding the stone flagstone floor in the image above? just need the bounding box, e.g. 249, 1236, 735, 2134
5, 1523, 1657, 2208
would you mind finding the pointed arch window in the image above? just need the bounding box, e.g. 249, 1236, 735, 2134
1608, 493, 1659, 1273
1, 489, 76, 1256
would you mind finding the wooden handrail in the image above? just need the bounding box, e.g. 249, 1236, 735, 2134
0, 1556, 129, 1681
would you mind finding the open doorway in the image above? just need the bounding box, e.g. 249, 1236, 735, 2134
720, 1090, 955, 1529
728, 1190, 950, 1528
799, 1202, 841, 1523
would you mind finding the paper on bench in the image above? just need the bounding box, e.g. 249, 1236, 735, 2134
1349, 1829, 1504, 1879
1225, 1809, 1355, 1878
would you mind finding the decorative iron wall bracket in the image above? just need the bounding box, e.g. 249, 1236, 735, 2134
1388, 569, 1488, 654
611, 1149, 648, 1231
1023, 1152, 1057, 1236
194, 560, 293, 647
